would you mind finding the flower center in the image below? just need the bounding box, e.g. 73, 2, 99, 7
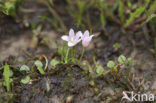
70, 37, 75, 43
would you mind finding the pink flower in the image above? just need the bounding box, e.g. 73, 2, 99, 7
61, 29, 82, 47
81, 30, 94, 47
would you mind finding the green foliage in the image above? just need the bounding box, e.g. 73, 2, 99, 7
118, 0, 124, 23
3, 64, 11, 92
0, 0, 24, 16
124, 7, 145, 27
45, 0, 67, 31
42, 0, 156, 30
20, 65, 30, 72
32, 25, 42, 35
34, 60, 45, 75
66, 0, 87, 27
95, 0, 108, 28
96, 65, 104, 76
21, 75, 30, 84
147, 0, 156, 15
122, 0, 156, 27
100, 10, 106, 28
107, 61, 115, 69
107, 55, 133, 75
142, 14, 156, 25
50, 59, 60, 67
56, 41, 72, 64
113, 66, 118, 72
128, 58, 132, 64
118, 55, 126, 64
76, 1, 86, 27
113, 43, 120, 50
107, 60, 118, 72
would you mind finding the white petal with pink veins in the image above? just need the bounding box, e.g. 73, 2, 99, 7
84, 30, 89, 37
76, 31, 83, 41
61, 35, 69, 41
69, 28, 75, 38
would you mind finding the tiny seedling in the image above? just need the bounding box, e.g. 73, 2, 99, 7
89, 81, 95, 86
107, 55, 128, 72
96, 65, 104, 76
20, 65, 30, 72
107, 60, 117, 72
21, 75, 30, 84
50, 59, 60, 68
107, 55, 133, 88
34, 60, 45, 75
113, 43, 120, 50
118, 55, 126, 64
107, 61, 115, 69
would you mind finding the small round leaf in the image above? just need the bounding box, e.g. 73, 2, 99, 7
96, 65, 104, 76
35, 60, 43, 67
20, 65, 30, 71
118, 55, 126, 64
50, 59, 60, 67
107, 61, 115, 68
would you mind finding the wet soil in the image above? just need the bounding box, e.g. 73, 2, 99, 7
0, 23, 156, 103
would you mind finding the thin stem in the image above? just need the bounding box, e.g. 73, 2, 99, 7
65, 48, 70, 64
72, 47, 74, 58
80, 47, 85, 61
74, 47, 76, 58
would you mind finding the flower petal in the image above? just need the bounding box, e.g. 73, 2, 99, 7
82, 38, 90, 47
76, 31, 82, 40
68, 41, 75, 47
88, 35, 94, 41
61, 35, 69, 41
69, 28, 75, 38
84, 30, 89, 37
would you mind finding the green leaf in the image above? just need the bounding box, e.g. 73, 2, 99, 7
20, 65, 30, 72
124, 7, 145, 27
118, 0, 124, 23
118, 55, 126, 64
96, 65, 104, 76
128, 58, 132, 64
76, 1, 86, 27
77, 1, 86, 13
35, 60, 43, 67
50, 59, 60, 68
142, 14, 156, 25
113, 66, 118, 72
147, 0, 156, 15
34, 60, 45, 75
107, 61, 115, 68
113, 43, 120, 49
21, 76, 30, 84
3, 64, 11, 92
100, 10, 106, 28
